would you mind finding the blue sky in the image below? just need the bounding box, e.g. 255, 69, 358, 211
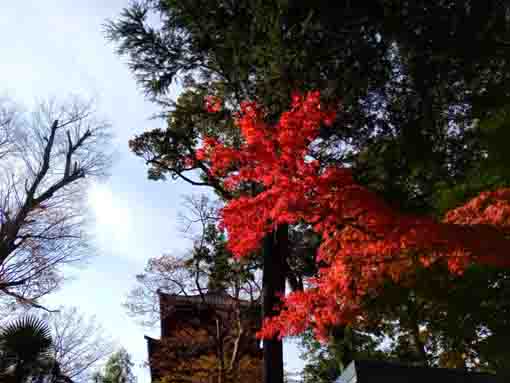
0, 2, 304, 381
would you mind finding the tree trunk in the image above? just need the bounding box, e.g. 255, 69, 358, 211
407, 301, 429, 366
262, 224, 288, 383
216, 318, 225, 383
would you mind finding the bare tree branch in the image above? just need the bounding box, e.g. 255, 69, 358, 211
0, 96, 23, 161
0, 96, 112, 308
40, 306, 116, 383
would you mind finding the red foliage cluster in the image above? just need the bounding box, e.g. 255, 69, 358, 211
205, 95, 222, 113
444, 189, 510, 229
197, 91, 510, 340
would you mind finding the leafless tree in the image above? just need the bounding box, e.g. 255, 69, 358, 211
0, 96, 111, 309
177, 193, 221, 239
124, 194, 222, 325
39, 306, 116, 383
124, 254, 200, 326
124, 194, 261, 326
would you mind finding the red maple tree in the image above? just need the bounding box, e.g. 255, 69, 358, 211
196, 91, 510, 340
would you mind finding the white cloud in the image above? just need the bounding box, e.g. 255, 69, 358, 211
88, 181, 133, 250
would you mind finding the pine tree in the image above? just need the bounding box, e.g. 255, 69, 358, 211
93, 349, 136, 383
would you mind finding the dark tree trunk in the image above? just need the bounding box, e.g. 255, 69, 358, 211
407, 301, 429, 366
262, 224, 288, 383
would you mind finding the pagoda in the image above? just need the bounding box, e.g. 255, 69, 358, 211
145, 290, 263, 382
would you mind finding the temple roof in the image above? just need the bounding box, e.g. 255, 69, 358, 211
336, 360, 503, 383
157, 289, 255, 308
